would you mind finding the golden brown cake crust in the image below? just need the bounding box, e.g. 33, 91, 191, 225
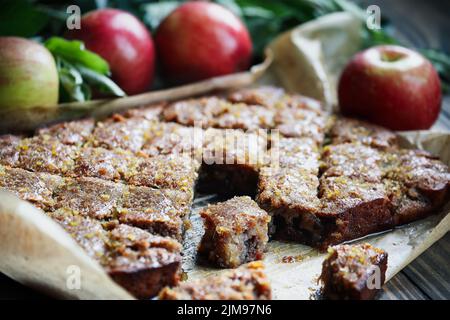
159, 261, 271, 300
164, 96, 275, 131
36, 119, 95, 146
0, 86, 448, 298
48, 209, 182, 299
329, 117, 398, 149
320, 243, 388, 300
198, 196, 270, 268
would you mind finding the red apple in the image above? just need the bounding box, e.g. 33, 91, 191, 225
154, 1, 253, 84
66, 8, 155, 95
338, 45, 441, 130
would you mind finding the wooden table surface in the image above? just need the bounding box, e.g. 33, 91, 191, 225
0, 0, 449, 300
379, 233, 449, 300
357, 0, 450, 300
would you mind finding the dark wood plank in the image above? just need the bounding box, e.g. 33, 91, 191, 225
379, 272, 429, 300
402, 233, 450, 300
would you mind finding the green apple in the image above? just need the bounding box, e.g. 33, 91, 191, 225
0, 37, 59, 109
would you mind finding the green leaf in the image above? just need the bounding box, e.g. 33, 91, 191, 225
53, 52, 124, 103
246, 18, 282, 59
236, 0, 293, 18
215, 0, 243, 17
77, 65, 126, 98
362, 29, 398, 49
241, 6, 277, 19
56, 57, 91, 102
421, 49, 450, 93
45, 37, 111, 75
422, 49, 450, 74
0, 0, 49, 37
41, 26, 119, 101
332, 0, 366, 20
141, 1, 181, 31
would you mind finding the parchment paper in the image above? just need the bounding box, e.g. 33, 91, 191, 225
184, 133, 450, 299
0, 12, 448, 299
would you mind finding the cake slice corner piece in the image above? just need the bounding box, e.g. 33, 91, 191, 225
159, 261, 271, 300
48, 209, 182, 299
320, 243, 388, 300
198, 196, 270, 268
104, 223, 182, 299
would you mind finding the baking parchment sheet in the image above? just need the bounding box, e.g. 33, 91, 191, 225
0, 12, 448, 299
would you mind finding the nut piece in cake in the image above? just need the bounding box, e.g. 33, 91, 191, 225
228, 86, 286, 109
267, 137, 320, 173
105, 223, 182, 299
318, 176, 393, 248
330, 117, 398, 149
202, 128, 268, 167
321, 143, 383, 182
0, 134, 22, 167
118, 186, 192, 240
48, 208, 108, 259
48, 209, 182, 299
199, 128, 269, 196
72, 147, 199, 192
54, 177, 192, 240
163, 96, 227, 128
159, 261, 271, 300
164, 96, 275, 131
89, 116, 152, 153
383, 148, 450, 225
281, 94, 325, 114
141, 122, 204, 160
126, 154, 199, 194
274, 107, 328, 143
257, 168, 394, 249
17, 136, 78, 175
198, 196, 270, 268
212, 103, 274, 131
53, 177, 124, 219
72, 147, 138, 182
36, 118, 95, 146
0, 165, 63, 210
257, 135, 321, 241
257, 167, 321, 242
228, 86, 324, 114
386, 149, 450, 194
121, 103, 164, 121
320, 243, 388, 300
